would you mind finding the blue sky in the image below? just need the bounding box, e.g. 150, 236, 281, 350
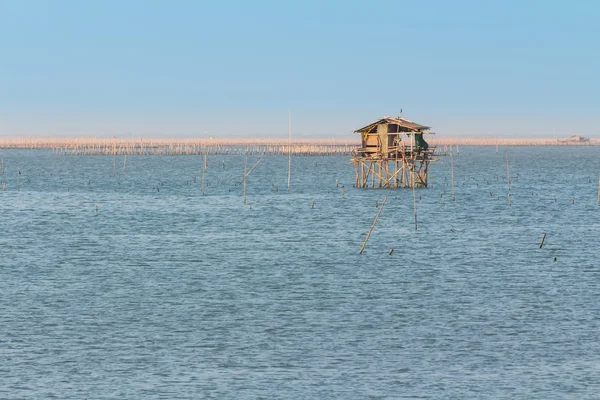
0, 0, 598, 138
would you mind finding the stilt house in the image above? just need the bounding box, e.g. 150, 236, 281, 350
351, 116, 436, 188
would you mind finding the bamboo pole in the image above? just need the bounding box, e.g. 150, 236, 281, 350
239, 157, 264, 184
506, 150, 511, 191
539, 233, 546, 249
201, 165, 206, 196
359, 196, 387, 254
287, 109, 292, 193
450, 148, 455, 201
412, 180, 418, 230
113, 137, 117, 175
243, 149, 248, 204
371, 161, 375, 188
202, 150, 207, 195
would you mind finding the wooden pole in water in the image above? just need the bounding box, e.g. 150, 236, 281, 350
539, 233, 546, 249
287, 109, 292, 193
201, 163, 206, 196
597, 175, 599, 205
202, 150, 207, 195
113, 137, 117, 175
243, 149, 248, 204
239, 157, 264, 184
450, 148, 455, 201
359, 196, 387, 254
122, 154, 127, 170
506, 150, 511, 192
413, 180, 418, 230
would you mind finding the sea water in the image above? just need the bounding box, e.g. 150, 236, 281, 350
1, 146, 600, 399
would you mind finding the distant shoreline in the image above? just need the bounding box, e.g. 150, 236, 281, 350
0, 137, 598, 151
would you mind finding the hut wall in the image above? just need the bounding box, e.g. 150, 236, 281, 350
365, 134, 378, 148
377, 124, 388, 155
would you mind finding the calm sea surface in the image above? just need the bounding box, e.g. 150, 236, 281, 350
1, 146, 600, 399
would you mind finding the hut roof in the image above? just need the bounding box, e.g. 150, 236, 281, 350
355, 116, 431, 134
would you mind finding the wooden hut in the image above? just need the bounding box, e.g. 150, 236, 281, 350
351, 116, 436, 188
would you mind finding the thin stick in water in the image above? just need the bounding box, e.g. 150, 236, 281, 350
539, 233, 546, 249
201, 167, 205, 196
243, 149, 248, 204
202, 150, 207, 195
506, 149, 511, 192
239, 157, 264, 184
113, 137, 117, 175
287, 109, 292, 193
450, 148, 455, 201
359, 196, 387, 254
412, 181, 418, 230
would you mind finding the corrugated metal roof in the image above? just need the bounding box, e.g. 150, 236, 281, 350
354, 117, 431, 133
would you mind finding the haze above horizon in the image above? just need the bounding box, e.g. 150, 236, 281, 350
1, 0, 598, 139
